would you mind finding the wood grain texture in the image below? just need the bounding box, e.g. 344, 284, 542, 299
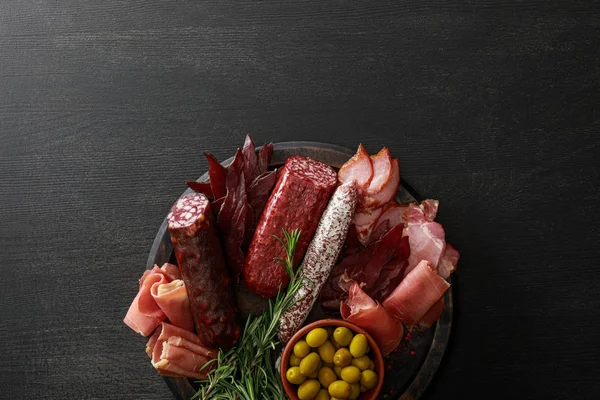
1, 0, 599, 399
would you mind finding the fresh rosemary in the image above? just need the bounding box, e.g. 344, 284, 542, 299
193, 229, 304, 400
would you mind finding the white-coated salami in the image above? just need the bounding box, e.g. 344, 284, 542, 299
278, 181, 358, 343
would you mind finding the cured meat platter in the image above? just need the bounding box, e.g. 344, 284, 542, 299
141, 142, 453, 400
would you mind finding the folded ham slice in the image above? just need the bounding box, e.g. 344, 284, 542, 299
151, 279, 194, 332
124, 263, 195, 335
150, 322, 217, 380
363, 158, 400, 209
124, 264, 180, 336
438, 243, 460, 279
366, 147, 392, 194
341, 282, 404, 356
338, 144, 374, 190
383, 260, 450, 325
402, 201, 446, 276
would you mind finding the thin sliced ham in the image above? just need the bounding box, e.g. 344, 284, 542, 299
338, 144, 374, 190
419, 297, 445, 328
366, 147, 392, 194
438, 243, 460, 280
151, 279, 194, 332
403, 202, 446, 276
383, 260, 450, 325
124, 264, 180, 336
150, 322, 217, 380
341, 282, 404, 356
363, 158, 400, 208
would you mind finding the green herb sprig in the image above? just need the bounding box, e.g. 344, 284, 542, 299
193, 229, 303, 400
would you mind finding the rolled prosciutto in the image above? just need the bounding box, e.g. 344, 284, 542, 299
149, 322, 217, 380
341, 282, 404, 356
151, 280, 194, 332
124, 263, 183, 336
383, 260, 450, 325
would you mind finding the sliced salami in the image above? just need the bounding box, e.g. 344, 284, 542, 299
167, 193, 240, 349
278, 181, 358, 343
243, 156, 338, 298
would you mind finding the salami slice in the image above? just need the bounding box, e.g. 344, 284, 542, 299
278, 181, 358, 343
243, 156, 338, 298
167, 193, 240, 349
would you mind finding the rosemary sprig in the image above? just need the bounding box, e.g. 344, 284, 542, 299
193, 229, 303, 400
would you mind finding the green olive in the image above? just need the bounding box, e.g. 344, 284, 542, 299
340, 366, 361, 384
286, 366, 307, 385
349, 383, 360, 399
297, 379, 321, 400
318, 366, 337, 388
306, 328, 329, 348
318, 340, 336, 364
333, 327, 353, 347
360, 369, 378, 390
315, 389, 330, 400
290, 354, 302, 367
294, 340, 311, 358
333, 365, 343, 379
351, 355, 371, 371
300, 352, 321, 376
349, 334, 368, 358
333, 348, 352, 367
328, 380, 351, 398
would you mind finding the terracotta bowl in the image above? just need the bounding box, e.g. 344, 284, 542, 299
280, 319, 384, 400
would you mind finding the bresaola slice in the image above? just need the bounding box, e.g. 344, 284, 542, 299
382, 260, 450, 325
341, 282, 404, 356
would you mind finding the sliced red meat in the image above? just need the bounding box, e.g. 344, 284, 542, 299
382, 260, 450, 325
369, 250, 409, 302
244, 156, 338, 298
257, 142, 274, 175
186, 181, 213, 198
242, 134, 258, 187
341, 282, 404, 356
204, 152, 227, 199
321, 223, 407, 310
338, 144, 374, 190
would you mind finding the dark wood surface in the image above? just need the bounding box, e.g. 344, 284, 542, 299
1, 1, 599, 399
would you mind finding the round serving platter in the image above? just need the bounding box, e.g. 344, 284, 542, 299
146, 141, 453, 400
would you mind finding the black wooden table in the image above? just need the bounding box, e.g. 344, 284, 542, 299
1, 1, 599, 399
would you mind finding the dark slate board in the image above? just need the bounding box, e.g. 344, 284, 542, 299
146, 142, 453, 399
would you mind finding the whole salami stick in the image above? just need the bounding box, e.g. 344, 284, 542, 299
167, 193, 240, 349
278, 181, 358, 343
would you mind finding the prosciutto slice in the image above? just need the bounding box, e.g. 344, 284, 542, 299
149, 322, 217, 380
124, 264, 181, 336
124, 263, 194, 335
151, 280, 194, 332
419, 297, 445, 328
438, 243, 460, 279
341, 282, 404, 356
383, 260, 450, 325
403, 201, 446, 276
